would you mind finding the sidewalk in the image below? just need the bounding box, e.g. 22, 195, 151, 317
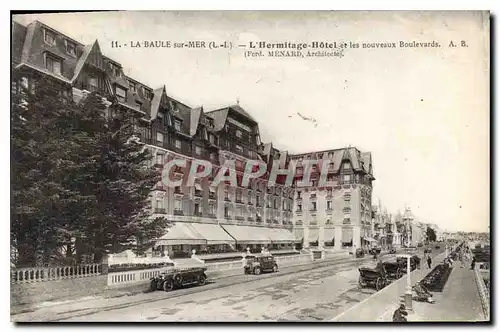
408, 264, 486, 322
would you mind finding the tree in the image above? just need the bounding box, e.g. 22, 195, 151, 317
426, 226, 437, 242
61, 94, 169, 262
11, 74, 82, 266
11, 73, 169, 265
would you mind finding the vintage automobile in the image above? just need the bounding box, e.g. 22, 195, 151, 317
358, 261, 388, 290
244, 254, 278, 275
355, 248, 365, 258
417, 243, 423, 247
435, 245, 441, 249
424, 248, 432, 254
149, 267, 208, 292
369, 247, 382, 255
389, 248, 397, 254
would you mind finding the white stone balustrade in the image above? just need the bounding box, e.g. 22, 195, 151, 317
11, 264, 101, 284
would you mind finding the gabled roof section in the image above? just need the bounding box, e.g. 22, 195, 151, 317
206, 104, 257, 132
12, 21, 27, 65
150, 86, 166, 120
332, 149, 345, 172
206, 108, 229, 132
20, 21, 37, 64
70, 42, 94, 83
189, 107, 203, 137
347, 147, 361, 170
229, 104, 257, 123
361, 152, 373, 175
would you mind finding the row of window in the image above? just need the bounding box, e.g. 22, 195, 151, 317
296, 201, 336, 212
44, 28, 76, 57
296, 161, 351, 173
294, 151, 338, 162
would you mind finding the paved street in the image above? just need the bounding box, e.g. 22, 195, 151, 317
61, 260, 376, 322
12, 248, 442, 322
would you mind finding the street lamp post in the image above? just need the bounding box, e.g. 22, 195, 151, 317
445, 236, 448, 258
405, 255, 412, 311
398, 254, 413, 311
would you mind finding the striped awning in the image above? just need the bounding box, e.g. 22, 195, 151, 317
221, 225, 271, 244
221, 225, 296, 244
342, 228, 353, 242
267, 228, 296, 244
324, 228, 335, 242
294, 228, 304, 242
308, 228, 319, 243
155, 223, 206, 246
189, 223, 236, 245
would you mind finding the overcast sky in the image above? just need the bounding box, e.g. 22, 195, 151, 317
13, 11, 490, 232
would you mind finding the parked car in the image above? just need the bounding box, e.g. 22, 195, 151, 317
417, 243, 423, 247
435, 245, 441, 249
369, 247, 382, 255
424, 248, 432, 254
244, 254, 278, 275
150, 267, 207, 292
356, 248, 365, 258
389, 248, 397, 254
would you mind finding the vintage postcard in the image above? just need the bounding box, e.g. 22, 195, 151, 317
10, 11, 490, 322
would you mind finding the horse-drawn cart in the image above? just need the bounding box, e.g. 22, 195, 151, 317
382, 259, 404, 281
358, 263, 388, 291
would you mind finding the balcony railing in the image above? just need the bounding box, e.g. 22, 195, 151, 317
173, 209, 184, 216
235, 216, 245, 221
310, 194, 317, 199
224, 215, 231, 220
194, 190, 203, 197
154, 208, 166, 214
224, 197, 231, 202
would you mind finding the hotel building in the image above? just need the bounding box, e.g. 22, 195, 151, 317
12, 20, 375, 258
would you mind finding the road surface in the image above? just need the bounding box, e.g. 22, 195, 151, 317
61, 260, 377, 322
14, 248, 442, 322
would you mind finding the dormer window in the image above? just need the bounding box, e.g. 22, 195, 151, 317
44, 29, 56, 45
343, 162, 351, 170
65, 40, 76, 56
129, 81, 136, 93
174, 120, 181, 131
88, 76, 98, 92
235, 129, 242, 138
45, 53, 62, 75
115, 86, 127, 102
135, 100, 142, 110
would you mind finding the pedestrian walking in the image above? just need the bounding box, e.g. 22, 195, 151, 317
427, 256, 432, 269
470, 257, 476, 270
